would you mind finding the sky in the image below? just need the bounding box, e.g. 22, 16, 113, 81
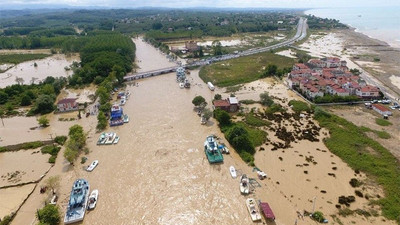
1, 0, 400, 9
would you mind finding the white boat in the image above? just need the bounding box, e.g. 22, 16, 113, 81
240, 174, 250, 194
246, 198, 262, 222
120, 99, 126, 106
113, 136, 120, 144
105, 133, 116, 145
87, 189, 99, 210
123, 114, 129, 123
257, 171, 267, 180
86, 160, 99, 172
179, 82, 185, 88
230, 166, 237, 178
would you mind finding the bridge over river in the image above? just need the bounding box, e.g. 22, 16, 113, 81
124, 17, 308, 82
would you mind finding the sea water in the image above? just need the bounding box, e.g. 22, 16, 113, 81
305, 7, 400, 48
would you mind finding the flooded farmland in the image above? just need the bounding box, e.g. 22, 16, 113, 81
0, 53, 78, 88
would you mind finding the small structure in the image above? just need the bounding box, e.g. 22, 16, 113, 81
57, 98, 78, 112
185, 41, 199, 52
213, 97, 240, 112
372, 104, 392, 116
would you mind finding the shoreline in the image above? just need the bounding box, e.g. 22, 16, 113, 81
304, 8, 400, 49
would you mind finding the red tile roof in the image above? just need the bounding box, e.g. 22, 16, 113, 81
372, 104, 390, 112
57, 98, 77, 105
295, 63, 309, 69
213, 100, 230, 107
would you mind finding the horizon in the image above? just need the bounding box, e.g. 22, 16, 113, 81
1, 0, 400, 10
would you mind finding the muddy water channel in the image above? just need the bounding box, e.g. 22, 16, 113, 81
0, 53, 78, 88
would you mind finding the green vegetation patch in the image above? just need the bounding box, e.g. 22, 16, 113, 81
375, 118, 392, 126
288, 100, 310, 113
0, 53, 50, 65
244, 113, 271, 127
199, 52, 295, 87
314, 107, 400, 220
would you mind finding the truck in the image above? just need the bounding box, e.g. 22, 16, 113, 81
207, 82, 215, 91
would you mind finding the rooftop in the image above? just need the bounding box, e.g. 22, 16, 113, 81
57, 98, 77, 105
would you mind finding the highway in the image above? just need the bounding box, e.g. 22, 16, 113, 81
188, 17, 308, 66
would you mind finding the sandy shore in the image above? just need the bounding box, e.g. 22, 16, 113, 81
7, 37, 397, 225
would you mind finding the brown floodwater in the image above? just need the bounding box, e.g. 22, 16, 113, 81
0, 54, 78, 88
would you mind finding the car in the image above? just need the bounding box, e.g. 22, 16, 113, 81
86, 160, 99, 172
87, 189, 99, 210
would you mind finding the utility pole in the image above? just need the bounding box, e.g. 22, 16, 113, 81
49, 133, 55, 146
312, 196, 317, 214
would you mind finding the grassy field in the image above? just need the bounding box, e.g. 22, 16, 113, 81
0, 53, 50, 65
375, 118, 392, 126
199, 51, 296, 87
315, 108, 400, 220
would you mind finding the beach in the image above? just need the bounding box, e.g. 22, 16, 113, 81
4, 37, 397, 225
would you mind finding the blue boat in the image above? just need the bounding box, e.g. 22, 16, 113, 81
64, 179, 90, 224
204, 135, 224, 163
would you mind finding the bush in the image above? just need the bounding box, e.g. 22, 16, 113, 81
37, 115, 49, 127
375, 130, 391, 139
54, 136, 67, 145
259, 92, 274, 106
265, 103, 284, 114
48, 155, 56, 163
41, 145, 61, 156
192, 96, 206, 107
21, 141, 43, 149
311, 211, 325, 223
37, 204, 60, 225
239, 99, 257, 105
0, 215, 12, 225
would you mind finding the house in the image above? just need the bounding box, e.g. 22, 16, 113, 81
213, 97, 240, 112
372, 104, 392, 116
185, 41, 199, 52
356, 85, 380, 98
57, 98, 78, 112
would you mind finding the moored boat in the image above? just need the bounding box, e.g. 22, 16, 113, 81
105, 132, 116, 145
230, 166, 237, 178
240, 174, 250, 194
204, 135, 224, 163
259, 201, 275, 221
64, 179, 90, 224
246, 198, 262, 222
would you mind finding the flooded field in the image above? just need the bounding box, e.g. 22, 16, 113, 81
0, 53, 79, 88
0, 184, 36, 218
9, 37, 397, 225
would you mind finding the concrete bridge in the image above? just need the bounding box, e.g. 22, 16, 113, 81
124, 66, 179, 81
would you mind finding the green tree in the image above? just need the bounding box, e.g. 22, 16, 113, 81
68, 125, 86, 150
214, 94, 222, 100
45, 176, 60, 194
37, 115, 49, 127
64, 147, 78, 164
212, 40, 222, 56
41, 84, 55, 95
202, 108, 213, 121
261, 64, 278, 78
37, 204, 60, 225
34, 94, 55, 114
192, 96, 206, 107
259, 92, 274, 106
97, 111, 107, 130
20, 94, 32, 106
214, 109, 231, 127
0, 91, 8, 104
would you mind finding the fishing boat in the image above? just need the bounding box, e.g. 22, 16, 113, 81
104, 133, 116, 145
113, 136, 120, 144
123, 114, 129, 123
97, 133, 107, 145
246, 198, 262, 222
64, 179, 90, 224
240, 174, 250, 194
230, 166, 237, 178
86, 160, 98, 172
204, 135, 224, 163
258, 201, 275, 221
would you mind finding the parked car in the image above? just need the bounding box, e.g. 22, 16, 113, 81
87, 160, 99, 172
